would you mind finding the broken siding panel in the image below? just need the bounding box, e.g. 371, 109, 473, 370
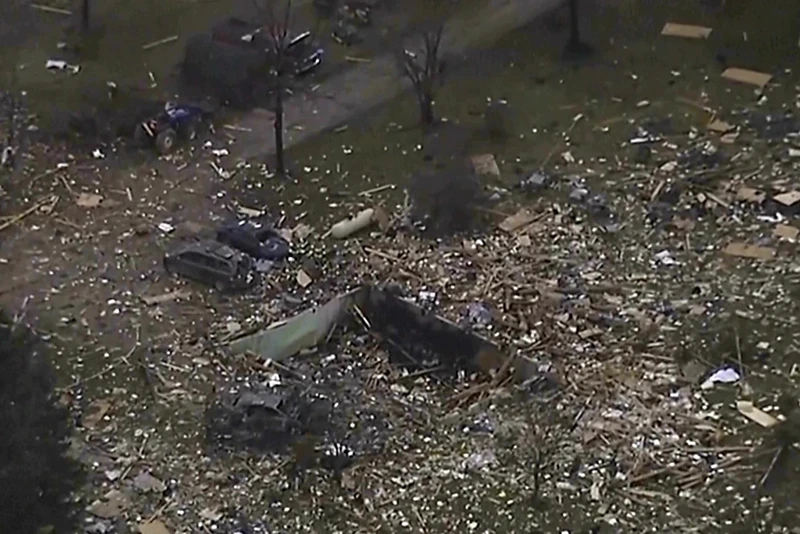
227, 290, 357, 361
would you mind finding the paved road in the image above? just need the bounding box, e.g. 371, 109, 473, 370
231, 0, 565, 161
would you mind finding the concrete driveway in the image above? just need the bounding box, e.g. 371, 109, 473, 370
229, 0, 565, 161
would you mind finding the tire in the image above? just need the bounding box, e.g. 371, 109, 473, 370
133, 123, 149, 147
163, 257, 174, 274
261, 235, 290, 261
155, 128, 176, 154
182, 117, 200, 141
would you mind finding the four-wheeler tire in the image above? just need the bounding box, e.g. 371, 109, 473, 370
133, 123, 149, 146
182, 117, 200, 141
155, 128, 177, 154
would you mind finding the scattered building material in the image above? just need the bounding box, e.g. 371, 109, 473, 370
721, 68, 772, 88
661, 23, 712, 39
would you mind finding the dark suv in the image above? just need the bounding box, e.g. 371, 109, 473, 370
180, 18, 324, 108
164, 240, 254, 291
216, 220, 290, 261
210, 18, 324, 76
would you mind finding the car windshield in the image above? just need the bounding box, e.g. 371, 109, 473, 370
179, 249, 230, 271
217, 247, 234, 259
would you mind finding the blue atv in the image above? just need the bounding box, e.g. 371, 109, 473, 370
134, 102, 211, 154
216, 219, 290, 262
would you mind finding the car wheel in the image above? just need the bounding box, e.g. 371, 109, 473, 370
262, 236, 289, 261
155, 128, 176, 154
163, 257, 174, 274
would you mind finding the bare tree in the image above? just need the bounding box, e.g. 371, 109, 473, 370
397, 21, 445, 127
254, 0, 295, 177
495, 398, 568, 505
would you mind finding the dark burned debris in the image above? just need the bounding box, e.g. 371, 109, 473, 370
355, 285, 507, 375
227, 284, 511, 378
205, 382, 331, 453
206, 285, 525, 472
205, 377, 390, 477
407, 160, 488, 235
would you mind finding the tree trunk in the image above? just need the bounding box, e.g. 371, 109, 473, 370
422, 95, 436, 126
2, 68, 21, 170
563, 0, 593, 58
5, 95, 16, 146
567, 0, 580, 46
421, 93, 435, 126
81, 0, 90, 32
274, 76, 285, 177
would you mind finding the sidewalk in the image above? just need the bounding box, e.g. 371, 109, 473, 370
231, 0, 564, 161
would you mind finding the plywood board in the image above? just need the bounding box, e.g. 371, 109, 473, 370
661, 22, 712, 39
721, 68, 772, 87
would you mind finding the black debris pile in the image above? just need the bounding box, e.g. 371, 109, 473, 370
162, 217, 290, 290
205, 369, 391, 472
354, 285, 506, 376
205, 382, 331, 453
407, 161, 487, 236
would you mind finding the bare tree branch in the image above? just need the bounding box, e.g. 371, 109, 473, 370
395, 20, 445, 127
251, 0, 296, 176
252, 0, 294, 61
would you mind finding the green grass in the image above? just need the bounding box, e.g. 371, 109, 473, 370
266, 0, 799, 224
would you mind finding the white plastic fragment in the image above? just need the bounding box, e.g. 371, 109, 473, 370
701, 368, 740, 390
